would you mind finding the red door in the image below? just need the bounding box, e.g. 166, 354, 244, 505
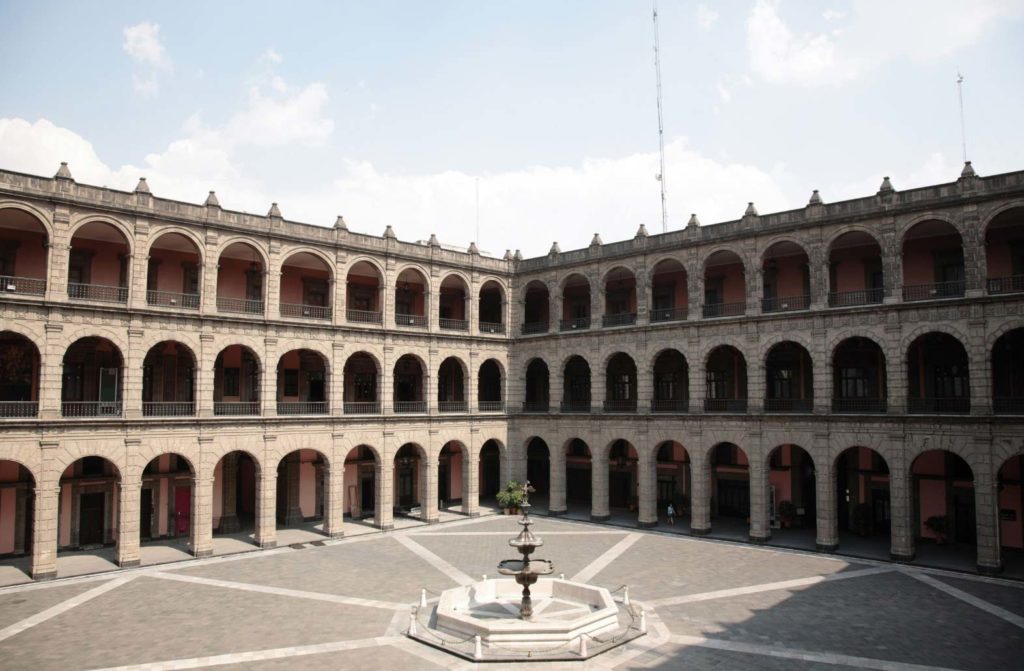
175, 486, 191, 535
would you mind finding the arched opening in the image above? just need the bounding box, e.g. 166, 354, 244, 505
276, 450, 328, 536
607, 440, 639, 516
394, 267, 427, 328
142, 341, 195, 417
216, 241, 264, 314
478, 280, 505, 333
477, 359, 503, 412
603, 267, 637, 327
992, 328, 1024, 414
394, 443, 427, 520
560, 274, 591, 331
656, 441, 690, 526
985, 207, 1024, 295
767, 445, 816, 540
68, 221, 129, 303
828, 231, 883, 307
276, 349, 328, 415
279, 252, 332, 320
213, 345, 261, 416
526, 438, 550, 509
703, 250, 746, 317
764, 342, 814, 412
604, 353, 637, 412
832, 337, 888, 413
997, 455, 1024, 573
705, 345, 747, 412
345, 260, 382, 324
439, 441, 469, 514
62, 337, 124, 417
0, 331, 40, 417
0, 460, 35, 578
907, 333, 970, 414
911, 450, 976, 564
902, 220, 965, 301
522, 281, 550, 334
344, 445, 379, 524
140, 454, 193, 550
652, 349, 688, 412
710, 443, 750, 529
835, 447, 890, 554
0, 207, 48, 296
147, 232, 201, 309
439, 274, 469, 331
343, 352, 379, 414
565, 439, 592, 514
59, 457, 121, 567
479, 440, 502, 503
561, 356, 591, 413
213, 451, 258, 543
393, 354, 425, 413
650, 258, 688, 322
437, 357, 467, 412
523, 359, 549, 412
762, 241, 810, 312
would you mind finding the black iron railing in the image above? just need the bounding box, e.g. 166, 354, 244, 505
142, 402, 195, 417
347, 309, 383, 325
0, 275, 46, 296
602, 312, 636, 328
217, 296, 263, 314
560, 317, 591, 331
650, 307, 687, 323
704, 398, 748, 412
702, 302, 745, 318
902, 280, 965, 302
828, 288, 883, 307
762, 295, 810, 313
831, 398, 887, 413
68, 282, 128, 304
280, 303, 331, 320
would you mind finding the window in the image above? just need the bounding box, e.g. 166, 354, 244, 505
69, 250, 92, 285
933, 363, 968, 398
713, 443, 737, 466
706, 369, 729, 399
182, 262, 200, 295
656, 372, 677, 400
303, 278, 328, 307
839, 367, 872, 398
62, 363, 84, 401
354, 373, 376, 401
610, 374, 632, 401
224, 368, 240, 397
0, 240, 16, 276
283, 369, 299, 397
245, 266, 263, 302
770, 367, 795, 399
350, 287, 374, 311
653, 286, 674, 311
704, 277, 723, 305
607, 288, 630, 315
146, 258, 159, 290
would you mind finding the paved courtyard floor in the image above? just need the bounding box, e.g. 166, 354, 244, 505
0, 514, 1021, 670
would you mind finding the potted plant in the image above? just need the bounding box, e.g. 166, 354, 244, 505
851, 502, 872, 537
777, 500, 797, 529
925, 515, 948, 544
497, 480, 526, 514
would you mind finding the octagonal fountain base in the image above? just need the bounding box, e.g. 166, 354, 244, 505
408, 578, 646, 662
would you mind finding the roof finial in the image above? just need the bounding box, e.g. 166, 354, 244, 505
549, 241, 561, 254
687, 213, 700, 228
878, 176, 894, 194
333, 215, 347, 230
428, 233, 440, 247
960, 161, 976, 178
383, 225, 397, 239
503, 249, 513, 261
635, 223, 649, 238
468, 241, 479, 254
267, 202, 282, 218
205, 191, 220, 207
134, 177, 150, 194
55, 162, 72, 180
744, 202, 758, 217
513, 249, 523, 261
808, 189, 822, 205
590, 233, 603, 246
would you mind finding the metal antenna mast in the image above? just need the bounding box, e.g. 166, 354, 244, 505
652, 0, 668, 233
475, 177, 480, 248
956, 71, 968, 163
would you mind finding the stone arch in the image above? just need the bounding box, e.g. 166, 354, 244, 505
214, 237, 270, 269
759, 235, 810, 261
146, 226, 206, 265
68, 214, 135, 255
897, 212, 965, 242
759, 332, 815, 362
701, 246, 749, 272
0, 200, 55, 240
279, 246, 335, 278
824, 225, 883, 253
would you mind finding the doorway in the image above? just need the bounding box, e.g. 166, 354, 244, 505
79, 492, 105, 545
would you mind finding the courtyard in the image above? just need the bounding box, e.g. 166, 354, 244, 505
0, 513, 1021, 670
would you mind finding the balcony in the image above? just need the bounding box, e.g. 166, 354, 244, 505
603, 399, 637, 413
439, 318, 469, 332
906, 397, 970, 414
438, 400, 468, 413
994, 397, 1024, 414
987, 275, 1024, 296
704, 398, 748, 413
479, 321, 505, 334
602, 312, 636, 328
217, 296, 263, 315
522, 321, 549, 335
394, 401, 427, 414
347, 308, 382, 325
0, 275, 46, 297
522, 401, 549, 413
828, 288, 883, 308
764, 398, 813, 413
651, 399, 689, 413
147, 290, 200, 310
703, 302, 745, 318
395, 313, 427, 328
62, 401, 123, 417
277, 402, 328, 415
280, 303, 331, 320
761, 295, 810, 313
478, 400, 505, 412
68, 282, 127, 304
213, 402, 261, 416
559, 401, 591, 413
650, 307, 687, 323
142, 402, 195, 417
0, 401, 38, 418
831, 398, 887, 413
902, 280, 965, 302
559, 317, 591, 331
344, 401, 380, 415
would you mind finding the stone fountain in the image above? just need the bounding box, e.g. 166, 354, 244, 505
496, 482, 553, 618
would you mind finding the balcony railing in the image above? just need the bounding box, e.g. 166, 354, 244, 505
394, 401, 427, 414
439, 318, 469, 331
347, 309, 382, 325
831, 398, 887, 413
0, 275, 46, 297
762, 295, 810, 313
142, 402, 194, 417
68, 282, 127, 304
522, 321, 549, 335
480, 321, 505, 334
603, 399, 637, 413
764, 398, 813, 413
987, 275, 1024, 295
994, 397, 1024, 414
902, 280, 965, 302
703, 302, 745, 318
704, 398, 748, 412
522, 401, 549, 412
277, 401, 328, 415
62, 401, 123, 417
0, 401, 38, 418
280, 303, 331, 320
217, 296, 263, 314
344, 401, 380, 415
560, 317, 591, 331
559, 400, 592, 413
147, 290, 200, 309
213, 402, 261, 416
651, 399, 689, 413
907, 397, 970, 414
478, 400, 505, 412
395, 313, 427, 328
650, 307, 688, 323
438, 400, 468, 413
602, 312, 636, 328
828, 288, 883, 307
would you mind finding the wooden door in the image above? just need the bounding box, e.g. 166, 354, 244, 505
175, 486, 191, 535
79, 492, 105, 545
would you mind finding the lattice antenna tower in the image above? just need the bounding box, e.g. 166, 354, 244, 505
653, 0, 668, 233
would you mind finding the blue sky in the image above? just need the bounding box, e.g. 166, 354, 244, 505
1, 1, 1022, 256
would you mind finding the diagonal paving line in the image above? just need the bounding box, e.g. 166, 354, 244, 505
647, 565, 893, 607
571, 532, 642, 583
392, 533, 475, 585
150, 571, 407, 611
906, 570, 1024, 630
0, 574, 136, 644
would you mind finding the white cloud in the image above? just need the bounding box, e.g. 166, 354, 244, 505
696, 4, 719, 31
747, 0, 848, 84
717, 82, 732, 103
261, 48, 283, 65
122, 22, 172, 95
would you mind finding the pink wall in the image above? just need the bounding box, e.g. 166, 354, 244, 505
605, 275, 637, 313
449, 450, 463, 498
769, 257, 807, 298
903, 234, 961, 286
396, 280, 426, 314
347, 274, 381, 311
212, 460, 223, 526
652, 269, 689, 308
999, 457, 1022, 549
562, 284, 590, 320
1, 227, 48, 278
217, 258, 255, 300
0, 488, 15, 554
707, 263, 746, 304
343, 462, 358, 514
72, 238, 126, 286
150, 249, 198, 293
831, 245, 879, 293
280, 268, 330, 305
440, 288, 467, 320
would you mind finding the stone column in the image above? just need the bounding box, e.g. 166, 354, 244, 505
590, 275, 604, 327
689, 273, 703, 322
116, 476, 141, 567
421, 456, 439, 523
192, 472, 213, 558
377, 460, 394, 530
689, 451, 711, 534
815, 459, 839, 551
262, 338, 277, 417
40, 323, 65, 420
197, 334, 215, 417
689, 347, 704, 413
323, 463, 345, 538
254, 469, 277, 549
30, 485, 59, 580
973, 454, 1001, 573
549, 447, 567, 515
283, 454, 303, 526
124, 328, 144, 419
637, 448, 657, 528
747, 358, 765, 414
463, 451, 480, 517
590, 453, 610, 521
748, 454, 771, 542
889, 450, 915, 562
218, 453, 240, 533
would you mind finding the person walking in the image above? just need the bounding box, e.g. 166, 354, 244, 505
666, 502, 675, 525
